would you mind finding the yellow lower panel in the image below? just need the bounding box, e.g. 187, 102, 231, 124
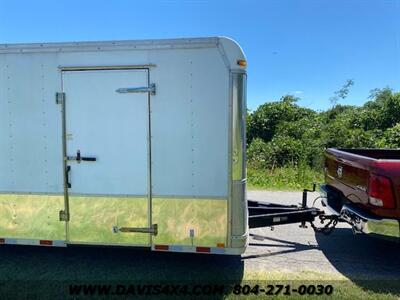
68, 196, 149, 245
152, 198, 227, 247
0, 194, 65, 240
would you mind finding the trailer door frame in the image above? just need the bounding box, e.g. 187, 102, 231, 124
59, 66, 156, 246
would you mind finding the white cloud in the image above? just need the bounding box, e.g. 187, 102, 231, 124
293, 90, 304, 95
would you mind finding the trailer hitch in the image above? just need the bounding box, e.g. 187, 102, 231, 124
310, 214, 340, 235
300, 183, 343, 235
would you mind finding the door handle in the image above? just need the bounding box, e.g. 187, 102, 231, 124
116, 83, 156, 95
66, 165, 71, 188
67, 150, 97, 163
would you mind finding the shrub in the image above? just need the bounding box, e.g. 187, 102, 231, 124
382, 124, 400, 148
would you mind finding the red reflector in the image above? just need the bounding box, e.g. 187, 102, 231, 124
39, 240, 53, 246
0, 238, 4, 244
196, 247, 210, 253
368, 174, 395, 209
154, 245, 169, 251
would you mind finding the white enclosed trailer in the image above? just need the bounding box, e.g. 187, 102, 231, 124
0, 37, 247, 254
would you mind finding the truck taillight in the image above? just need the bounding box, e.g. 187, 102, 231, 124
368, 174, 395, 209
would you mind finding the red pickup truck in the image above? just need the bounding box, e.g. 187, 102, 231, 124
322, 148, 400, 240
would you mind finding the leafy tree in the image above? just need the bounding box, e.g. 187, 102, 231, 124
322, 104, 354, 121
247, 138, 271, 169
329, 79, 354, 106
363, 88, 400, 129
247, 95, 314, 144
382, 124, 400, 148
246, 87, 400, 172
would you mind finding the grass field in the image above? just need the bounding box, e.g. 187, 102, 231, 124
247, 167, 324, 191
240, 271, 399, 300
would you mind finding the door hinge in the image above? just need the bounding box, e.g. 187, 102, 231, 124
59, 210, 69, 221
116, 224, 158, 235
56, 92, 65, 104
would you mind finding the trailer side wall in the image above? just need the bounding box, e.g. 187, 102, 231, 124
0, 37, 247, 253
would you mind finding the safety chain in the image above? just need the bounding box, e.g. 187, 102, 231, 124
310, 215, 339, 235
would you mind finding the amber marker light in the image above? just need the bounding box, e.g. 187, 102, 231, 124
237, 59, 247, 67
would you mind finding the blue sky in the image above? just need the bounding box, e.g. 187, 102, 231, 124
0, 0, 399, 111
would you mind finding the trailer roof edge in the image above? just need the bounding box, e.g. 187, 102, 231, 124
0, 37, 222, 54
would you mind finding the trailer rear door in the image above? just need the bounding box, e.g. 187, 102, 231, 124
62, 69, 152, 246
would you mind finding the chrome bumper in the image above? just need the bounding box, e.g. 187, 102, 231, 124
320, 185, 400, 240
340, 204, 400, 239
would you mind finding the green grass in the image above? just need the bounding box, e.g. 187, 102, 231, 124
247, 167, 324, 191
236, 271, 400, 299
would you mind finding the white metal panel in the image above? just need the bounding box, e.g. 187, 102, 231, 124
0, 37, 219, 54
58, 50, 150, 69
63, 69, 148, 195
0, 53, 63, 193
0, 37, 245, 199
0, 37, 244, 70
218, 37, 246, 69
0, 55, 8, 188
149, 48, 229, 197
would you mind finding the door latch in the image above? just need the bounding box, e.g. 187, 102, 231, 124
67, 150, 97, 163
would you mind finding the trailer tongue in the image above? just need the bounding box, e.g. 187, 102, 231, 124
248, 185, 323, 229
248, 201, 323, 228
248, 185, 342, 235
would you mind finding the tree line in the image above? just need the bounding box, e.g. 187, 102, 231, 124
247, 87, 400, 171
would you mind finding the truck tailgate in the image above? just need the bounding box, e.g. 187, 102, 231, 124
325, 148, 400, 219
